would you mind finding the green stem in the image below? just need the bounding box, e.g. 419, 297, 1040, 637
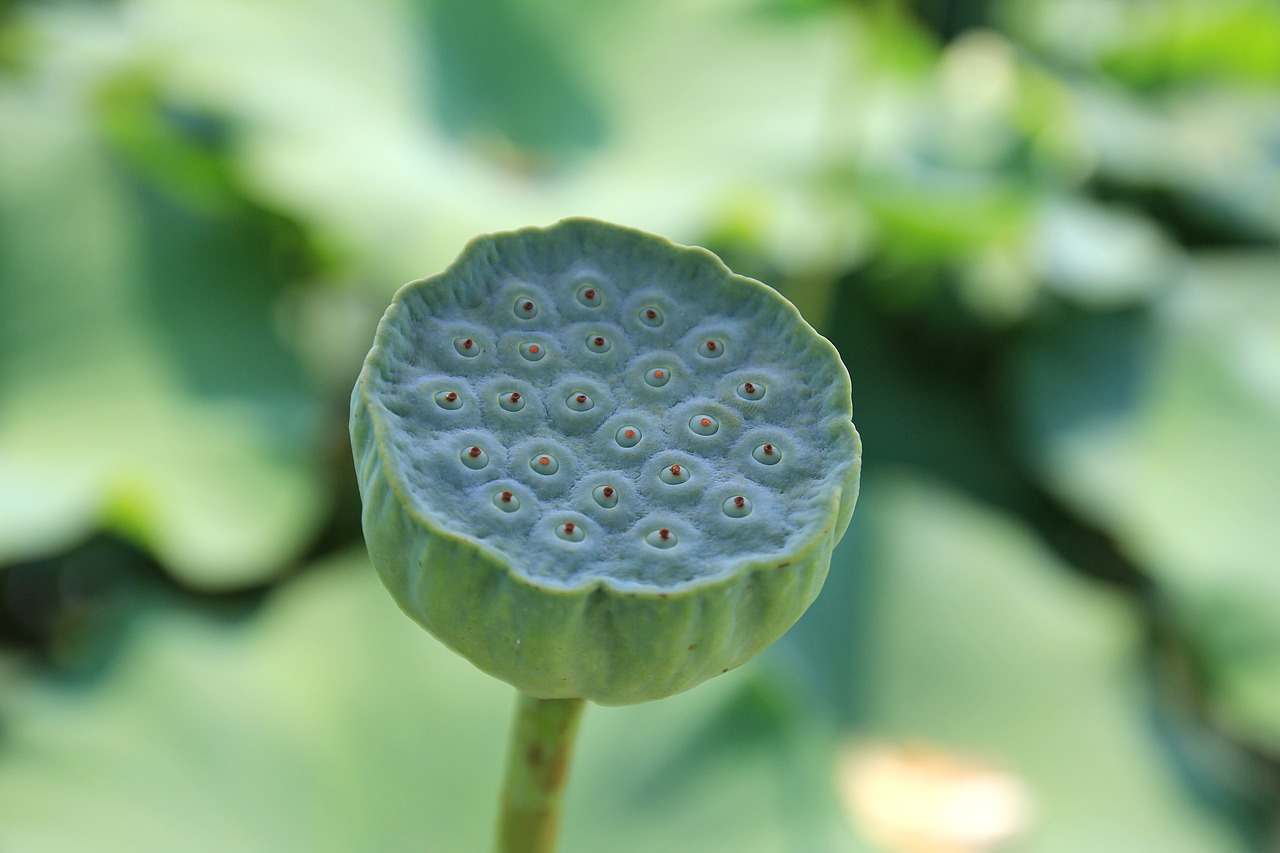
494, 693, 587, 853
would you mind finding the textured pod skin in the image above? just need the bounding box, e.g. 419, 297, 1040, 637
351, 219, 860, 705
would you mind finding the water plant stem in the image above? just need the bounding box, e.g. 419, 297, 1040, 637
495, 693, 587, 853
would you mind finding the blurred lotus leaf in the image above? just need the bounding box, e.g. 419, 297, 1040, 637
0, 551, 857, 853
0, 35, 327, 589
1032, 195, 1181, 308
1001, 0, 1280, 88
791, 473, 1248, 851
1011, 253, 1280, 751
79, 0, 867, 289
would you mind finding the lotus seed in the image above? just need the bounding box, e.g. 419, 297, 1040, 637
566, 393, 594, 412
615, 426, 642, 448
592, 485, 619, 508
519, 342, 545, 361
586, 334, 611, 353
689, 415, 719, 436
737, 382, 765, 401
644, 367, 670, 387
556, 521, 585, 542
645, 527, 678, 549
499, 391, 525, 412
493, 490, 521, 512
659, 463, 690, 485
460, 445, 489, 470
514, 298, 538, 319
576, 285, 602, 307
752, 443, 782, 465
435, 390, 463, 410
697, 339, 724, 358
530, 454, 559, 475
454, 337, 479, 357
639, 306, 664, 327
722, 495, 752, 518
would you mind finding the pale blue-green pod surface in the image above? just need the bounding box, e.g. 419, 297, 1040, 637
351, 219, 861, 705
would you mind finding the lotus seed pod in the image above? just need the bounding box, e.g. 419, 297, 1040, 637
350, 218, 861, 705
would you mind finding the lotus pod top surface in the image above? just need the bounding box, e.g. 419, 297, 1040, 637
352, 219, 860, 703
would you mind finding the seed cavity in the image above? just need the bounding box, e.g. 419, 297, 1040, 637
615, 426, 642, 448
566, 392, 594, 412
514, 298, 538, 319
689, 414, 719, 436
737, 381, 765, 401
660, 463, 690, 485
493, 490, 521, 512
576, 284, 602, 307
498, 391, 525, 412
460, 445, 489, 470
645, 527, 678, 549
530, 454, 560, 475
592, 485, 619, 508
698, 339, 724, 358
752, 443, 782, 465
555, 521, 585, 542
644, 367, 671, 387
639, 307, 664, 327
435, 390, 463, 410
519, 342, 545, 361
586, 334, 611, 353
454, 337, 480, 357
722, 495, 752, 518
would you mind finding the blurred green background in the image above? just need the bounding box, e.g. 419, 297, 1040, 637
2, 0, 1279, 850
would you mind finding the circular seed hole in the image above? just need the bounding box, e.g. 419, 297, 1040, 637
498, 391, 525, 412
555, 521, 585, 542
697, 339, 724, 358
460, 445, 489, 470
454, 337, 480, 357
752, 443, 782, 465
645, 527, 678, 549
435, 390, 463, 410
530, 454, 560, 475
639, 306, 664, 327
737, 381, 765, 401
514, 297, 538, 319
519, 342, 546, 361
586, 334, 611, 354
576, 284, 602, 307
659, 463, 690, 485
566, 392, 594, 412
493, 490, 521, 512
722, 495, 752, 518
689, 414, 719, 436
644, 367, 671, 387
615, 426, 642, 448
592, 485, 619, 508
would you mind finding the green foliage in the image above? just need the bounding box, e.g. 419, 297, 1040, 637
0, 52, 326, 589
803, 474, 1248, 850
0, 553, 857, 853
2, 0, 1278, 848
